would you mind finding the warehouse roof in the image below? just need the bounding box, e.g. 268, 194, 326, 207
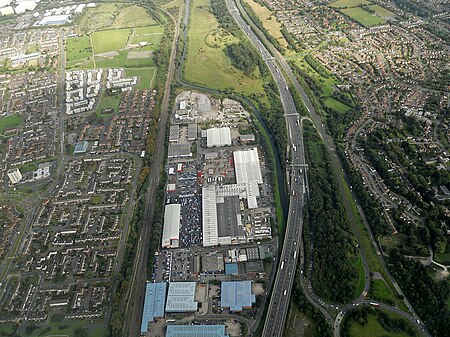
206, 127, 231, 147
169, 125, 180, 142
162, 204, 181, 248
220, 281, 255, 311
202, 185, 218, 247
140, 282, 166, 334
166, 325, 228, 337
165, 282, 197, 312
233, 148, 262, 184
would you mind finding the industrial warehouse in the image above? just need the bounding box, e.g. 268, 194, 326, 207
140, 92, 276, 336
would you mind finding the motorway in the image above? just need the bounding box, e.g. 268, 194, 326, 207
226, 1, 433, 337
224, 1, 327, 336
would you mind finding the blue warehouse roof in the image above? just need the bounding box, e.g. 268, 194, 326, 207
220, 281, 255, 311
140, 282, 167, 334
166, 325, 228, 337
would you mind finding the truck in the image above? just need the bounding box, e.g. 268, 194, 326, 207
280, 261, 285, 270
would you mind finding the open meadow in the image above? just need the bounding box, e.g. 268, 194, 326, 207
184, 0, 266, 97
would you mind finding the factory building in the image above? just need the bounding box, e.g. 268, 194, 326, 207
162, 204, 181, 248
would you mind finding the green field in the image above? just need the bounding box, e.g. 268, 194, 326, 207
0, 114, 22, 134
130, 26, 164, 45
349, 310, 417, 337
369, 5, 395, 18
126, 67, 157, 89
78, 3, 158, 33
92, 29, 131, 54
27, 320, 107, 337
184, 0, 266, 97
330, 0, 371, 8
323, 97, 352, 113
94, 49, 154, 68
368, 279, 396, 305
0, 322, 17, 335
435, 249, 450, 264
341, 7, 386, 27
95, 92, 122, 117
66, 35, 92, 62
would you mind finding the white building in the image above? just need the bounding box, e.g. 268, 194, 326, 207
206, 127, 231, 148
162, 204, 181, 248
202, 185, 218, 247
7, 168, 22, 184
233, 148, 263, 184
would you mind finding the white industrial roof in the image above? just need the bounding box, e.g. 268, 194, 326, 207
14, 0, 37, 13
202, 185, 218, 247
165, 282, 197, 312
0, 0, 12, 8
162, 204, 181, 248
0, 5, 13, 15
233, 148, 263, 184
206, 127, 231, 148
7, 168, 22, 184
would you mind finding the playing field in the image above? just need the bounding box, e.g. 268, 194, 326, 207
341, 7, 386, 27
66, 35, 92, 62
0, 114, 22, 134
330, 0, 371, 8
130, 26, 164, 46
92, 29, 131, 54
369, 5, 395, 18
185, 0, 266, 97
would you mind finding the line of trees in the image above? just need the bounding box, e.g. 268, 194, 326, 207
304, 122, 359, 303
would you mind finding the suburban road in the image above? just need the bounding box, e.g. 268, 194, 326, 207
123, 3, 184, 337
228, 0, 432, 336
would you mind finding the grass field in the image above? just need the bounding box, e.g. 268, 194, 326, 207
125, 67, 157, 89
368, 279, 396, 305
95, 92, 122, 118
243, 0, 289, 48
184, 0, 267, 97
92, 29, 131, 54
27, 320, 107, 337
112, 5, 158, 28
369, 5, 395, 18
349, 309, 417, 337
323, 97, 352, 113
95, 49, 154, 68
330, 0, 371, 8
0, 322, 17, 335
130, 26, 164, 45
78, 3, 158, 33
0, 114, 22, 134
341, 7, 386, 27
435, 249, 450, 264
66, 35, 92, 62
